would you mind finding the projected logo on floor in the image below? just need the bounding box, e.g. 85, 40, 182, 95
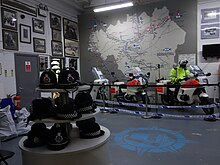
114, 127, 194, 155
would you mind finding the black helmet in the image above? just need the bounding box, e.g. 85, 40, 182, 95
39, 69, 57, 89
57, 68, 79, 89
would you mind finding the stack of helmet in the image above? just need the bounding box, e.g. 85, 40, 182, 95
57, 68, 79, 89
74, 91, 96, 114
23, 123, 49, 148
39, 69, 57, 89
39, 68, 80, 89
23, 123, 69, 150
47, 123, 69, 150
76, 117, 105, 139
27, 98, 56, 123
55, 102, 82, 120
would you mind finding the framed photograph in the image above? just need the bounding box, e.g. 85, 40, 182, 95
201, 8, 220, 24
52, 41, 63, 56
39, 55, 49, 71
50, 13, 61, 30
52, 29, 62, 41
1, 7, 17, 30
2, 29, 18, 50
64, 39, 79, 58
32, 18, 44, 34
33, 38, 46, 53
1, 0, 37, 16
20, 24, 31, 43
201, 23, 220, 39
65, 57, 78, 70
63, 18, 79, 41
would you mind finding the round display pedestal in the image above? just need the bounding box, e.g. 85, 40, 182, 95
19, 126, 110, 165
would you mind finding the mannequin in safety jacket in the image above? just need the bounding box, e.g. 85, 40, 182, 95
169, 60, 190, 99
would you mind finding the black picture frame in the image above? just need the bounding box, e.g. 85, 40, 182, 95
2, 29, 18, 50
51, 41, 63, 57
64, 39, 79, 58
32, 18, 44, 34
33, 37, 46, 53
1, 7, 17, 30
50, 13, 61, 30
52, 29, 62, 41
1, 0, 37, 16
63, 18, 79, 41
20, 24, 31, 43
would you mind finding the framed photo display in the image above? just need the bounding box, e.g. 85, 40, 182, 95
50, 13, 61, 30
51, 41, 63, 56
64, 39, 79, 58
32, 18, 44, 34
33, 38, 46, 53
2, 29, 18, 50
63, 18, 79, 41
1, 7, 17, 30
20, 24, 31, 43
1, 0, 37, 16
52, 29, 62, 41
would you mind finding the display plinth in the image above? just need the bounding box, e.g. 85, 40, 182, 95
19, 126, 110, 165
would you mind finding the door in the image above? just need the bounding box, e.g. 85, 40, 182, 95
15, 54, 40, 109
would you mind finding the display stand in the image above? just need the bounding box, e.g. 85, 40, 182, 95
19, 126, 110, 165
19, 87, 110, 165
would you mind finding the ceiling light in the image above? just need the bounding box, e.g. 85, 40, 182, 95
94, 2, 133, 13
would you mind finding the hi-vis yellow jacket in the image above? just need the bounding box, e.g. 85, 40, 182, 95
169, 66, 190, 83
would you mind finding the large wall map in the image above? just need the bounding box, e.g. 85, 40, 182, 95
79, 0, 197, 82
88, 7, 185, 81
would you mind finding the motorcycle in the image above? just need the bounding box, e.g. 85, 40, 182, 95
156, 65, 214, 115
90, 67, 109, 103
114, 71, 150, 104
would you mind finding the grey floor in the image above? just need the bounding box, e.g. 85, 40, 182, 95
1, 106, 220, 165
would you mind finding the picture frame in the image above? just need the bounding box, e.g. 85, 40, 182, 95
63, 18, 79, 41
20, 24, 31, 43
52, 29, 62, 41
201, 23, 220, 39
1, 7, 17, 30
32, 18, 44, 34
33, 38, 46, 53
201, 8, 220, 24
50, 13, 61, 30
2, 29, 18, 50
52, 41, 63, 57
1, 0, 37, 16
64, 39, 79, 58
39, 55, 49, 71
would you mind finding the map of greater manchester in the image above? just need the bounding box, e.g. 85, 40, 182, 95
88, 7, 186, 80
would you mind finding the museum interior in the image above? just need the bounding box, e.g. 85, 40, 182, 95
0, 0, 220, 165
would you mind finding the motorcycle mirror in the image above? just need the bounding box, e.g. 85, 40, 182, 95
206, 72, 211, 76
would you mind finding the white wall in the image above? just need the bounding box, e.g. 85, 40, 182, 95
198, 0, 220, 100
0, 0, 80, 99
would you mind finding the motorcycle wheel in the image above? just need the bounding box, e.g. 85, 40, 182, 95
161, 95, 175, 105
199, 97, 214, 115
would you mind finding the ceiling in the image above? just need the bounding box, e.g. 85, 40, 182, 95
63, 0, 164, 12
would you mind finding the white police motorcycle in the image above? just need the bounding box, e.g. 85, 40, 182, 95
156, 65, 214, 115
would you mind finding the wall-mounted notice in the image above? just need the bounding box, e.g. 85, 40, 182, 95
25, 61, 31, 72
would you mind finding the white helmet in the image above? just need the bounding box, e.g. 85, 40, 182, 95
179, 60, 188, 68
